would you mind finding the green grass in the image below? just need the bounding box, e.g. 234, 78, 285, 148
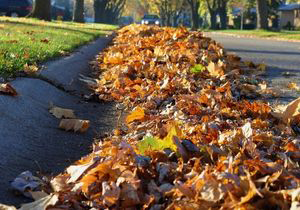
0, 17, 117, 77
212, 29, 300, 41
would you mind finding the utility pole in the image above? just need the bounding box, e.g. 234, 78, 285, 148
240, 8, 244, 30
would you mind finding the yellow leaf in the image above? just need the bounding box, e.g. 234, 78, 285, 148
257, 63, 266, 71
137, 123, 181, 154
59, 119, 90, 133
288, 82, 300, 91
126, 106, 145, 124
207, 62, 224, 78
49, 105, 76, 119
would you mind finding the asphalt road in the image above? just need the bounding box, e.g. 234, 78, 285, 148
208, 33, 300, 104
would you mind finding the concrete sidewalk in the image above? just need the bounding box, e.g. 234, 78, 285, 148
0, 36, 116, 206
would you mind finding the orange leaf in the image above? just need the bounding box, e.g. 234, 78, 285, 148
126, 106, 145, 124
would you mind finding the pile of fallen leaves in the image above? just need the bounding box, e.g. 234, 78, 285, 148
13, 25, 300, 209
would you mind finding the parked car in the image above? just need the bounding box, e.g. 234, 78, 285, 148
0, 0, 32, 17
141, 14, 160, 26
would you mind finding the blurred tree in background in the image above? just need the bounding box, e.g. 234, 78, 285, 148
29, 0, 51, 21
94, 0, 126, 24
73, 0, 85, 22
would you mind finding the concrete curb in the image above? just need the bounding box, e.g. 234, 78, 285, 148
39, 35, 114, 94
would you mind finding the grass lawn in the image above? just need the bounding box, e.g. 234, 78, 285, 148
213, 29, 300, 41
0, 17, 117, 77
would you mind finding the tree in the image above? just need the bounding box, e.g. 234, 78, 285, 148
154, 0, 184, 26
28, 0, 51, 21
218, 0, 228, 29
205, 0, 218, 29
123, 0, 148, 20
256, 0, 268, 29
94, 0, 126, 24
229, 0, 256, 29
73, 0, 85, 23
187, 0, 201, 30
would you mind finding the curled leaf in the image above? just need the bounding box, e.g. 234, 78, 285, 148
0, 83, 17, 96
59, 119, 90, 133
49, 105, 76, 119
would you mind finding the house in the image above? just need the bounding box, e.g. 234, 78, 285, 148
278, 4, 300, 29
229, 7, 257, 29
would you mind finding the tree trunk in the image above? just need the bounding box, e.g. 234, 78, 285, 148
63, 0, 72, 21
94, 0, 105, 23
210, 11, 217, 29
219, 1, 227, 29
256, 0, 268, 29
219, 9, 227, 29
29, 0, 51, 21
73, 0, 85, 23
191, 8, 200, 29
188, 1, 200, 30
166, 13, 172, 26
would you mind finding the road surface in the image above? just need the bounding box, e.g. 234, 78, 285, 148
208, 33, 300, 104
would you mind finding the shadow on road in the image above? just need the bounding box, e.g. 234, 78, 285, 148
262, 66, 300, 80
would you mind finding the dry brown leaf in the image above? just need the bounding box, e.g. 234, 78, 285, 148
66, 161, 95, 183
200, 178, 224, 202
207, 61, 224, 77
242, 122, 253, 139
126, 106, 145, 124
282, 97, 300, 124
29, 191, 49, 201
120, 182, 141, 207
239, 171, 263, 205
49, 105, 76, 119
102, 181, 121, 207
0, 204, 16, 210
19, 194, 58, 210
24, 64, 39, 74
0, 83, 17, 96
59, 119, 90, 132
50, 175, 69, 192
